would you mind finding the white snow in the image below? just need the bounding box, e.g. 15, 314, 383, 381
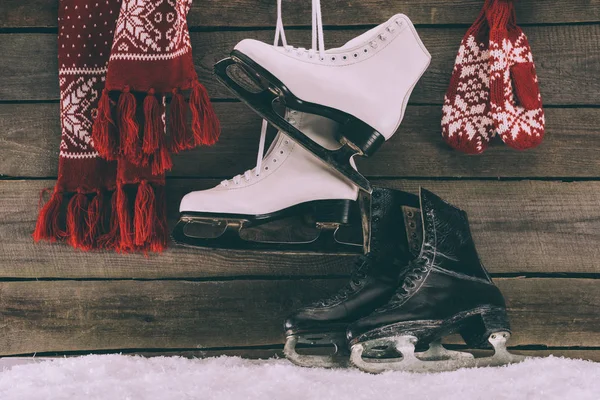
0, 354, 598, 400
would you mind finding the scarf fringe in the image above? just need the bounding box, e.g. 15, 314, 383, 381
33, 185, 167, 253
168, 88, 190, 152
66, 192, 92, 250
118, 87, 142, 165
33, 190, 66, 242
143, 89, 161, 155
190, 80, 221, 147
91, 83, 220, 173
92, 89, 119, 160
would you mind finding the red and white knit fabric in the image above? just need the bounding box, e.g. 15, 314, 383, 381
441, 0, 495, 154
488, 0, 545, 150
34, 0, 217, 253
93, 0, 219, 172
442, 0, 544, 153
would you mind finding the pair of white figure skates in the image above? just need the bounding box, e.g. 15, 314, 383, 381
173, 1, 431, 254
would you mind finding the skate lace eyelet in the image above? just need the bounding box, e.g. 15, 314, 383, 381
331, 56, 336, 61
353, 53, 358, 58
280, 150, 284, 154
342, 55, 347, 60
364, 49, 368, 53
273, 159, 277, 163
284, 140, 289, 144
265, 166, 269, 170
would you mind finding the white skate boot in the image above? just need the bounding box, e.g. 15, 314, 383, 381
173, 111, 364, 253
214, 0, 431, 193
174, 1, 369, 253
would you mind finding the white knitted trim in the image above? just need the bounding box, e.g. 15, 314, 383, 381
109, 46, 190, 62
59, 151, 100, 159
59, 67, 108, 75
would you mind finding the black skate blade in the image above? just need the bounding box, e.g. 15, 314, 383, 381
214, 57, 372, 194
171, 200, 364, 254
171, 220, 362, 254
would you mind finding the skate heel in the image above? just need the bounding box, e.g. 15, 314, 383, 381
459, 307, 511, 349
339, 120, 386, 157
314, 199, 356, 225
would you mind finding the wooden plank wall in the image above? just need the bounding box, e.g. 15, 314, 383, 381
1, 1, 599, 361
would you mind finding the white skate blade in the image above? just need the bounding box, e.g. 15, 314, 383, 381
350, 332, 526, 373
284, 336, 349, 369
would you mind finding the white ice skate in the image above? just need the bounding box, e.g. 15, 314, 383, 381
214, 0, 431, 193
173, 111, 364, 253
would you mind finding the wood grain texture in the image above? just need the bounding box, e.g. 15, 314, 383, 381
1, 179, 599, 278
4, 349, 600, 362
0, 278, 597, 355
1, 1, 599, 28
1, 103, 599, 179
1, 25, 599, 105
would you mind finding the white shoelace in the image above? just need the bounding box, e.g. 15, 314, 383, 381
221, 0, 325, 187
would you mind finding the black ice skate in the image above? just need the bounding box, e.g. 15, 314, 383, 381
283, 188, 423, 368
347, 188, 526, 373
214, 2, 430, 193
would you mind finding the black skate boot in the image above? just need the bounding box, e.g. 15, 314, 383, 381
347, 188, 525, 373
283, 187, 423, 368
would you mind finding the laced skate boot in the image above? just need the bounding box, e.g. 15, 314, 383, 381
283, 188, 423, 368
215, 4, 431, 193
347, 188, 525, 373
173, 111, 365, 253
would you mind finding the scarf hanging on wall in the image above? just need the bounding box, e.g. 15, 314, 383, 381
33, 0, 219, 253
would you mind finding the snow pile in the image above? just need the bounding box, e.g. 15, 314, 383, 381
0, 354, 598, 400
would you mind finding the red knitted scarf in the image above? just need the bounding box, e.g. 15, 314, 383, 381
33, 0, 219, 253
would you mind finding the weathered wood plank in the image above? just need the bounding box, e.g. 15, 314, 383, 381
2, 1, 599, 28
1, 25, 599, 105
4, 349, 600, 363
1, 103, 599, 179
0, 278, 597, 355
1, 179, 599, 278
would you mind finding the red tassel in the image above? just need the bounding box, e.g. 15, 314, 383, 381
150, 185, 168, 253
118, 87, 141, 164
134, 180, 156, 247
98, 190, 120, 250
66, 192, 91, 250
143, 89, 161, 155
190, 80, 221, 146
168, 88, 190, 152
116, 184, 134, 252
92, 89, 118, 160
33, 190, 66, 242
151, 144, 173, 175
86, 191, 103, 248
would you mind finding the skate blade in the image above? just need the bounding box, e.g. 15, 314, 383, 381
214, 56, 372, 194
171, 217, 363, 254
350, 332, 526, 373
284, 335, 350, 369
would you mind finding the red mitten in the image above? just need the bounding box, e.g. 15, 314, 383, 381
442, 0, 495, 154
488, 0, 545, 150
